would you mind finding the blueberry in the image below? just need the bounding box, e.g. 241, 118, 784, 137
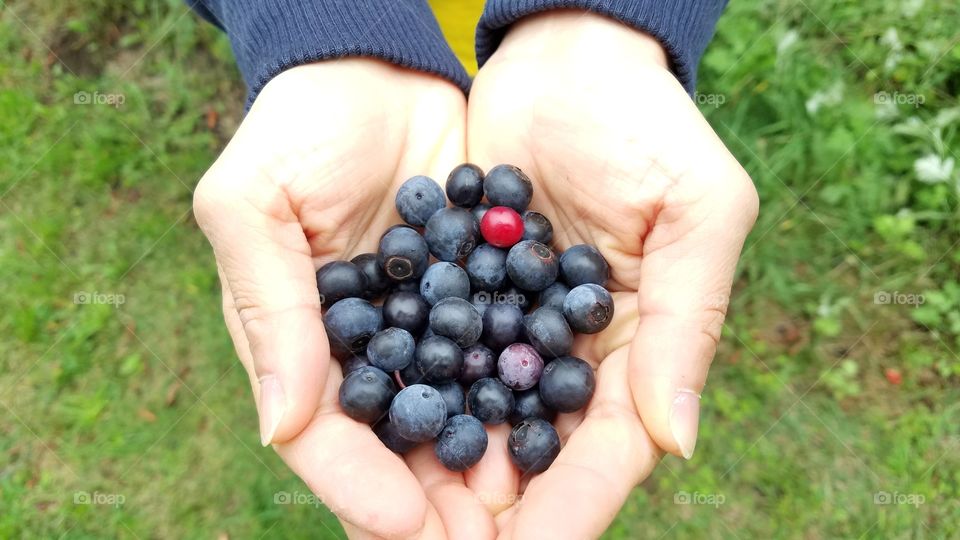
338, 366, 396, 423
383, 223, 416, 235
396, 175, 446, 227
382, 291, 430, 336
559, 244, 609, 287
351, 253, 391, 299
465, 244, 508, 292
435, 415, 488, 471
415, 335, 464, 383
323, 297, 383, 359
420, 262, 470, 305
316, 261, 367, 307
446, 163, 485, 208
539, 356, 596, 413
480, 302, 523, 352
392, 278, 421, 294
521, 211, 553, 244
374, 420, 417, 454
537, 282, 570, 312
508, 418, 560, 474
397, 358, 423, 387
523, 307, 573, 358
429, 297, 482, 347
460, 344, 497, 385
467, 378, 515, 424
341, 354, 371, 376
378, 227, 430, 281
509, 388, 556, 425
367, 327, 416, 371
389, 384, 448, 442
471, 203, 491, 224
562, 284, 615, 334
498, 343, 545, 391
484, 164, 533, 212
424, 207, 478, 261
506, 240, 559, 292
432, 381, 466, 417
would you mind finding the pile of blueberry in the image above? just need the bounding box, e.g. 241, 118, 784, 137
318, 164, 614, 474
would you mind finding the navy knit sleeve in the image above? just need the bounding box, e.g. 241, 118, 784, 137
476, 0, 728, 93
187, 0, 472, 106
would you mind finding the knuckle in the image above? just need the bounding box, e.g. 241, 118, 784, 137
699, 305, 727, 349
192, 171, 232, 228
234, 301, 320, 347
736, 171, 760, 226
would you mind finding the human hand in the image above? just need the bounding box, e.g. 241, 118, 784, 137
467, 11, 759, 538
193, 60, 496, 538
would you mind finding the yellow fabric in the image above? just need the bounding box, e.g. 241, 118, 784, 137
430, 0, 485, 75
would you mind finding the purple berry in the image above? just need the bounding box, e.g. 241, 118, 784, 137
497, 343, 544, 391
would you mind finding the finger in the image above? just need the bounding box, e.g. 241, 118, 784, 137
274, 363, 431, 540
341, 507, 449, 540
195, 166, 327, 447
500, 347, 661, 540
463, 423, 520, 514
218, 265, 258, 391
629, 157, 758, 459
406, 445, 498, 540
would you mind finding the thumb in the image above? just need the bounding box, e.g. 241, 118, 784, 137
629, 164, 758, 459
195, 169, 327, 446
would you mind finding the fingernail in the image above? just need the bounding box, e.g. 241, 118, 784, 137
258, 375, 286, 446
669, 389, 700, 459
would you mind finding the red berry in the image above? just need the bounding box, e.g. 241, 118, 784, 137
480, 206, 523, 248
885, 368, 902, 385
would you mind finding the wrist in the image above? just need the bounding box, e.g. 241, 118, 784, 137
490, 10, 669, 71
254, 59, 462, 112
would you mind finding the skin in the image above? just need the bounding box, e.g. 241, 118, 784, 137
194, 10, 757, 540
465, 12, 759, 539
194, 59, 494, 539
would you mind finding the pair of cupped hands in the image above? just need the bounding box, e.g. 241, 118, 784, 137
193, 12, 758, 540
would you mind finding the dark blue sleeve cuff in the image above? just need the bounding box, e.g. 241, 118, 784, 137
188, 0, 472, 106
476, 0, 727, 94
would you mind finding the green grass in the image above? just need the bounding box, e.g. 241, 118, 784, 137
1, 0, 958, 537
